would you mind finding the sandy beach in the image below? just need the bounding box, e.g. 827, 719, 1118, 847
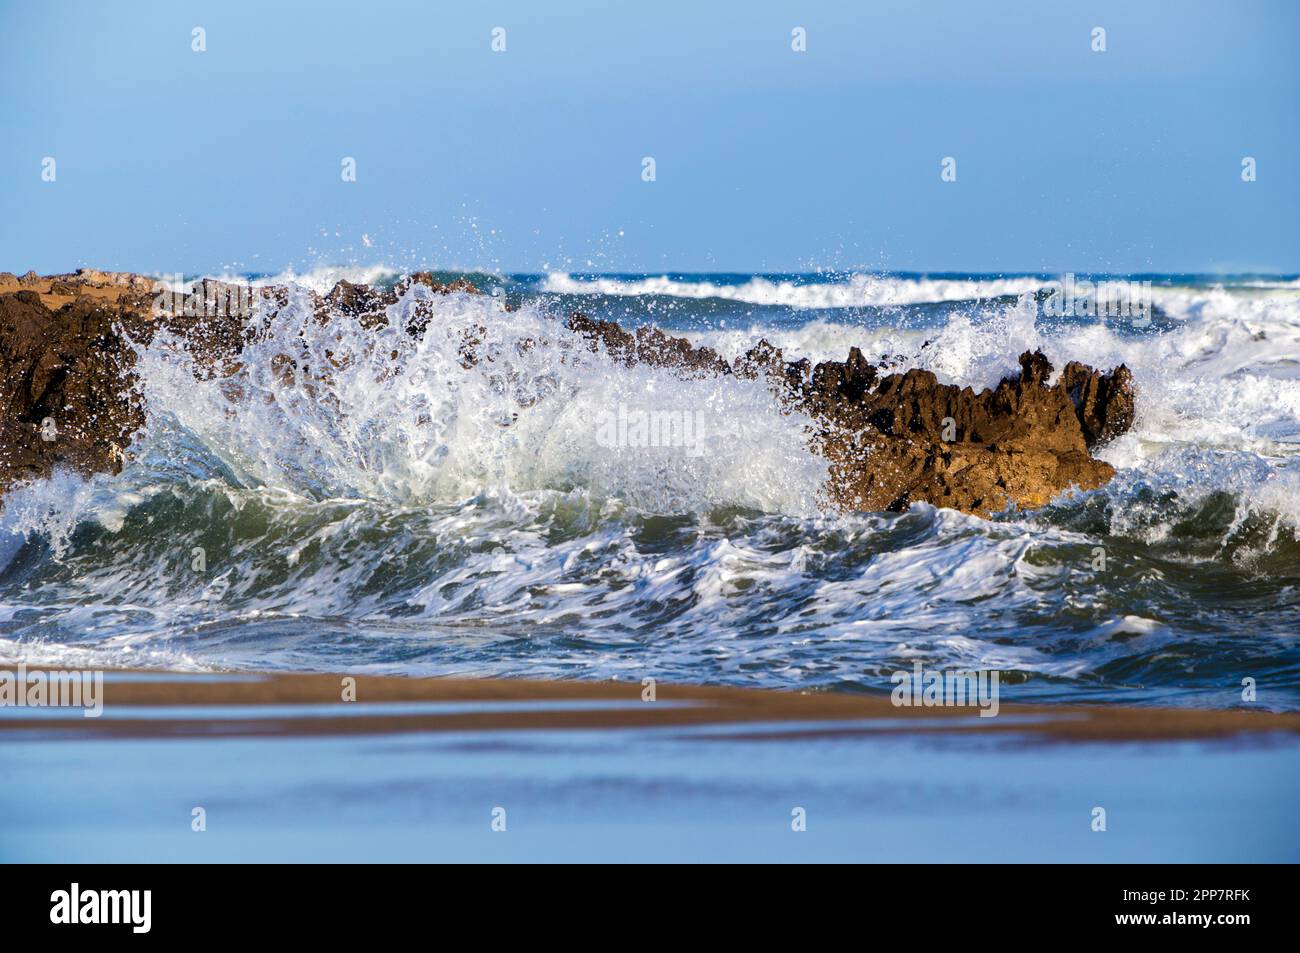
3, 665, 1299, 742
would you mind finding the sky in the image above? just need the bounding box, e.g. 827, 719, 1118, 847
0, 0, 1296, 275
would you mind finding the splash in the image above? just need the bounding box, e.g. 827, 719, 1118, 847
132, 281, 828, 514
3, 272, 1299, 708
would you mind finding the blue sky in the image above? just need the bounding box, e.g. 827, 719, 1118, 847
1, 0, 1296, 275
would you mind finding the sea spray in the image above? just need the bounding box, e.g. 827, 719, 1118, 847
1, 273, 1299, 709
131, 281, 827, 513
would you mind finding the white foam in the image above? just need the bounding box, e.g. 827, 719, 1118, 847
5, 275, 1300, 684
541, 272, 1047, 309
131, 282, 829, 516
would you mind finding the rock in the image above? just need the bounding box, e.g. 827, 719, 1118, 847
63, 269, 152, 289
632, 325, 730, 376
0, 292, 145, 490
734, 339, 785, 382
0, 271, 1138, 516
807, 345, 877, 405
565, 312, 729, 377
804, 348, 1128, 514
1, 268, 160, 311
1019, 349, 1053, 387
394, 273, 484, 337
324, 279, 393, 323
564, 310, 1136, 515
565, 313, 636, 364
398, 272, 480, 296
1059, 360, 1135, 448
784, 357, 811, 391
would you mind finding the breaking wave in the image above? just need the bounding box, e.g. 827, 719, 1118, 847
2, 272, 1299, 709
540, 271, 1048, 309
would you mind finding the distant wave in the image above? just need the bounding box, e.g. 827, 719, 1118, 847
540, 272, 1048, 309
539, 271, 1300, 313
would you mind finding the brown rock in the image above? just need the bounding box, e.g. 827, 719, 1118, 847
0, 292, 145, 491
734, 339, 787, 384
0, 271, 1137, 516
1059, 360, 1136, 448
398, 272, 481, 296
324, 279, 393, 320
394, 273, 484, 337
566, 312, 728, 377
808, 349, 1129, 514
565, 311, 1136, 515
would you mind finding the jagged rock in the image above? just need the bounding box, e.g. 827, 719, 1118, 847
784, 357, 811, 391
323, 279, 393, 324
565, 313, 729, 377
0, 292, 145, 490
564, 311, 1136, 515
393, 274, 482, 337
734, 339, 784, 381
808, 345, 877, 404
0, 269, 159, 311
565, 313, 635, 362
57, 269, 157, 291
801, 349, 1129, 514
1060, 361, 1135, 447
633, 325, 730, 376
397, 272, 480, 296
0, 271, 1137, 516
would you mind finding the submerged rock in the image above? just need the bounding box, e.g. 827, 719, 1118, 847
0, 271, 1136, 516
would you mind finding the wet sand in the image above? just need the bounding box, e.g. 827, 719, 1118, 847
3, 665, 1297, 742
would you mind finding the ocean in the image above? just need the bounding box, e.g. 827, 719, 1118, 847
3, 270, 1299, 711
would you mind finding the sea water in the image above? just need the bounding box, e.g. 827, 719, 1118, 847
3, 270, 1298, 711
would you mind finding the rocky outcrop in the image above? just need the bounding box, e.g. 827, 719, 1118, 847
1060, 360, 1135, 447
564, 316, 1136, 515
0, 269, 158, 312
566, 313, 731, 377
806, 350, 1127, 514
0, 270, 1136, 516
0, 290, 146, 489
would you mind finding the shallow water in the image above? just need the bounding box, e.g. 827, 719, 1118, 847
3, 271, 1299, 710
5, 727, 1298, 862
